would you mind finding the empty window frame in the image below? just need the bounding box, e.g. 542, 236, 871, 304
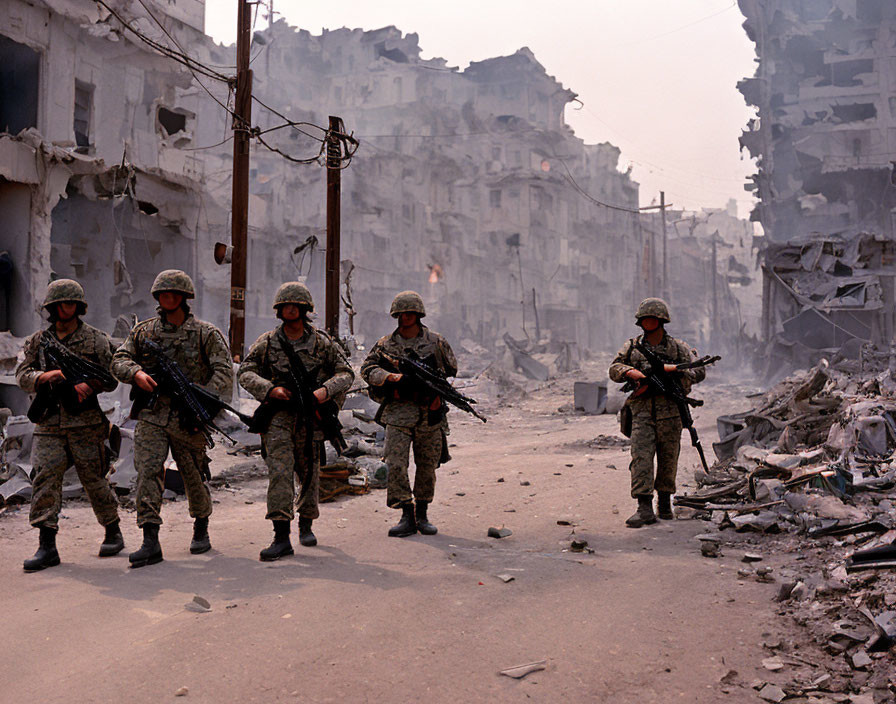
0, 35, 40, 135
74, 81, 93, 151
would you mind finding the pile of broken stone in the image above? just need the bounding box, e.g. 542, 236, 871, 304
677, 350, 896, 701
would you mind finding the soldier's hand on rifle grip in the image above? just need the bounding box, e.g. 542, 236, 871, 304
625, 369, 646, 382
269, 386, 292, 401
134, 370, 158, 393
663, 364, 679, 373
385, 373, 403, 383
74, 382, 93, 403
37, 369, 66, 386
313, 387, 328, 403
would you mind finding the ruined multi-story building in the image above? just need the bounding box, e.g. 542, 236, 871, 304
0, 0, 757, 395
737, 0, 896, 365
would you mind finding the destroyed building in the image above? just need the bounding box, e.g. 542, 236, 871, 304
737, 0, 896, 371
0, 0, 758, 379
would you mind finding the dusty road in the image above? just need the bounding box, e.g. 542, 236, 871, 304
0, 372, 782, 703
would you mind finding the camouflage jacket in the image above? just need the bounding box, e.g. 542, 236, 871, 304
360, 325, 458, 428
237, 324, 354, 432
608, 332, 705, 420
16, 321, 117, 431
110, 313, 233, 427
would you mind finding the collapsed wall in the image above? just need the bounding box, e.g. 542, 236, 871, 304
737, 0, 896, 371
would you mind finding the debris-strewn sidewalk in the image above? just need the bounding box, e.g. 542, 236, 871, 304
676, 351, 896, 701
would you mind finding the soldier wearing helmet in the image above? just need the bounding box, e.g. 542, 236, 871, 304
609, 298, 706, 528
238, 282, 354, 560
16, 279, 123, 572
111, 269, 233, 568
361, 290, 458, 538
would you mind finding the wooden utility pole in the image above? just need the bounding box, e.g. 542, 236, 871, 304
325, 116, 343, 337
660, 191, 668, 301
228, 0, 252, 360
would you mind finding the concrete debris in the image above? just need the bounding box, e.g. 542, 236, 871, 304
499, 661, 546, 680
496, 574, 515, 583
758, 683, 786, 702
185, 596, 211, 613
487, 527, 512, 539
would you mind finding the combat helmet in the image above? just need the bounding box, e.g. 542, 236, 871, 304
43, 279, 87, 310
390, 290, 426, 318
635, 297, 671, 324
272, 282, 314, 311
151, 269, 195, 299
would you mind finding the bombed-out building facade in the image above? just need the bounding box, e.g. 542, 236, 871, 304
738, 0, 896, 369
0, 0, 757, 378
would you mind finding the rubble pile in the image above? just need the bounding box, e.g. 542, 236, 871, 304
678, 353, 896, 699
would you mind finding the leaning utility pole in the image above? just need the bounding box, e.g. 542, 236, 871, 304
325, 116, 343, 337
228, 0, 253, 360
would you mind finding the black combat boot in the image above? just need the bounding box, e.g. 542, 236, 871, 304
129, 523, 163, 568
23, 526, 61, 573
388, 503, 417, 538
98, 520, 125, 557
190, 517, 211, 554
657, 492, 675, 520
259, 520, 293, 561
625, 495, 658, 528
298, 516, 317, 547
415, 501, 438, 535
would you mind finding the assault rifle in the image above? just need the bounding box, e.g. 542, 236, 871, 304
621, 342, 720, 472
27, 333, 118, 423
247, 329, 347, 454
380, 350, 487, 423
130, 339, 253, 448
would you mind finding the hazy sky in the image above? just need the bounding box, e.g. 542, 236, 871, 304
204, 0, 758, 216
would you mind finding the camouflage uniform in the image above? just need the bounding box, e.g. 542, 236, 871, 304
609, 331, 705, 498
238, 324, 354, 521
111, 306, 232, 527
16, 319, 120, 530
361, 323, 457, 508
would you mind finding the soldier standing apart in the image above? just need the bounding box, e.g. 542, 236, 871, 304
16, 280, 123, 572
361, 291, 457, 538
111, 270, 233, 568
238, 283, 354, 561
609, 298, 706, 528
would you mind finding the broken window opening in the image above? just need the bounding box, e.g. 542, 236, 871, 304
831, 103, 877, 123
856, 0, 883, 23
489, 189, 502, 208
374, 41, 409, 63
831, 59, 874, 88
157, 107, 187, 138
0, 35, 40, 135
74, 81, 93, 152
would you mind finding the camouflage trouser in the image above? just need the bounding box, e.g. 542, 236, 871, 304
29, 424, 119, 530
384, 423, 443, 508
134, 419, 212, 527
629, 413, 683, 497
261, 423, 320, 521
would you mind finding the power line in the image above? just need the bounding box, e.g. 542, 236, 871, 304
96, 0, 230, 83
607, 1, 737, 49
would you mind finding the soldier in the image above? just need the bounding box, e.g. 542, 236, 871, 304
360, 291, 457, 538
238, 282, 354, 561
608, 298, 706, 528
111, 270, 233, 568
16, 279, 123, 572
